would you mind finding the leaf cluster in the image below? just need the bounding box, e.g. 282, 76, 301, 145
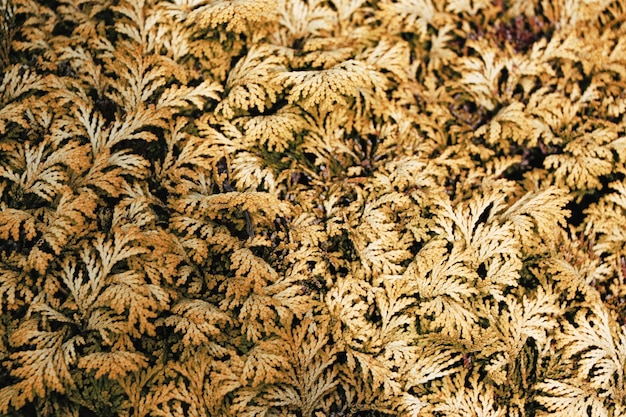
1, 0, 626, 416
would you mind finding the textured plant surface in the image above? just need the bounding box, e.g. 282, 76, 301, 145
1, 0, 626, 416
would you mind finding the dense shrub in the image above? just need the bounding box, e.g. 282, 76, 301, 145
1, 0, 625, 416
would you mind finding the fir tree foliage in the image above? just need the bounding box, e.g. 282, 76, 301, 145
1, 0, 626, 416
